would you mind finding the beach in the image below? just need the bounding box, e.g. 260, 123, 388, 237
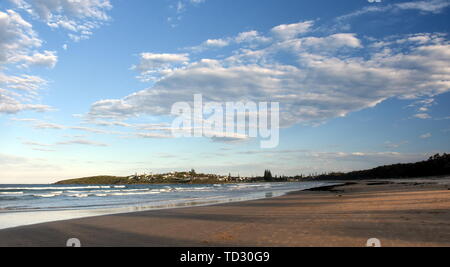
0, 179, 449, 247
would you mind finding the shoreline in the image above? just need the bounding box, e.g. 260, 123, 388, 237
0, 182, 335, 231
0, 179, 449, 247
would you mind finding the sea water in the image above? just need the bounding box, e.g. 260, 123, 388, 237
0, 182, 334, 230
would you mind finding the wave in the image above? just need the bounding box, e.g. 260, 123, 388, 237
65, 190, 162, 198
173, 187, 212, 192
33, 193, 62, 198
158, 188, 174, 193
110, 191, 161, 196
0, 185, 123, 191
68, 194, 89, 198
0, 182, 334, 224
229, 184, 268, 190
66, 189, 151, 195
0, 192, 23, 195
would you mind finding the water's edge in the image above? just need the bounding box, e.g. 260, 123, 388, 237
0, 182, 339, 230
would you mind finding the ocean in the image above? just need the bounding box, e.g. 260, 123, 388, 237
0, 182, 333, 230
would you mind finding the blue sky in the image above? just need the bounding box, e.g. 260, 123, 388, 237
0, 0, 449, 183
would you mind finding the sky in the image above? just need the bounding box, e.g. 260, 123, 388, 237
0, 0, 449, 184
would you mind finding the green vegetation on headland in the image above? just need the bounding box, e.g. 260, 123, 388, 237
54, 169, 276, 185
54, 176, 131, 185
306, 153, 450, 181
55, 175, 231, 185
54, 154, 450, 184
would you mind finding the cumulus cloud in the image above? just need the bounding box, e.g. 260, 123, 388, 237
0, 10, 40, 62
188, 30, 272, 53
0, 0, 112, 114
9, 50, 58, 68
0, 73, 47, 92
235, 31, 271, 44
0, 10, 56, 114
271, 21, 314, 40
203, 38, 230, 47
9, 0, 113, 41
90, 21, 450, 128
132, 53, 190, 82
0, 9, 57, 68
299, 33, 362, 50
0, 93, 52, 113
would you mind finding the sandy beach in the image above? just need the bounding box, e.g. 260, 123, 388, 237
0, 180, 449, 247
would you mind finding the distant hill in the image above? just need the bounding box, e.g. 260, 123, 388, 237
309, 153, 450, 180
54, 176, 129, 185
54, 175, 227, 185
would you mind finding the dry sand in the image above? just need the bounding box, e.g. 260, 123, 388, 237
0, 180, 449, 247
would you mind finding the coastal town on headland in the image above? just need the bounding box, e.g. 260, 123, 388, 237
55, 169, 293, 185
55, 154, 450, 185
126, 169, 299, 183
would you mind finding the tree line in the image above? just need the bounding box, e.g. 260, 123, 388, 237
305, 153, 450, 180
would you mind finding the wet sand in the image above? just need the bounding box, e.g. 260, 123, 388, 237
0, 180, 449, 247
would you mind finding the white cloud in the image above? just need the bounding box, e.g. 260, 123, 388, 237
189, 0, 206, 4
0, 10, 56, 114
420, 133, 432, 139
22, 140, 53, 147
299, 33, 362, 50
89, 22, 450, 128
175, 1, 185, 14
56, 139, 109, 147
10, 50, 58, 68
0, 9, 47, 65
235, 30, 272, 44
271, 21, 314, 40
204, 38, 230, 47
0, 72, 47, 92
336, 0, 450, 25
0, 71, 52, 114
187, 38, 232, 53
132, 53, 190, 82
414, 113, 431, 119
188, 30, 272, 53
0, 93, 52, 113
10, 0, 113, 41
33, 121, 66, 129
135, 132, 174, 139
396, 0, 450, 13
211, 134, 250, 144
21, 140, 56, 152
168, 0, 207, 27
85, 119, 132, 127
